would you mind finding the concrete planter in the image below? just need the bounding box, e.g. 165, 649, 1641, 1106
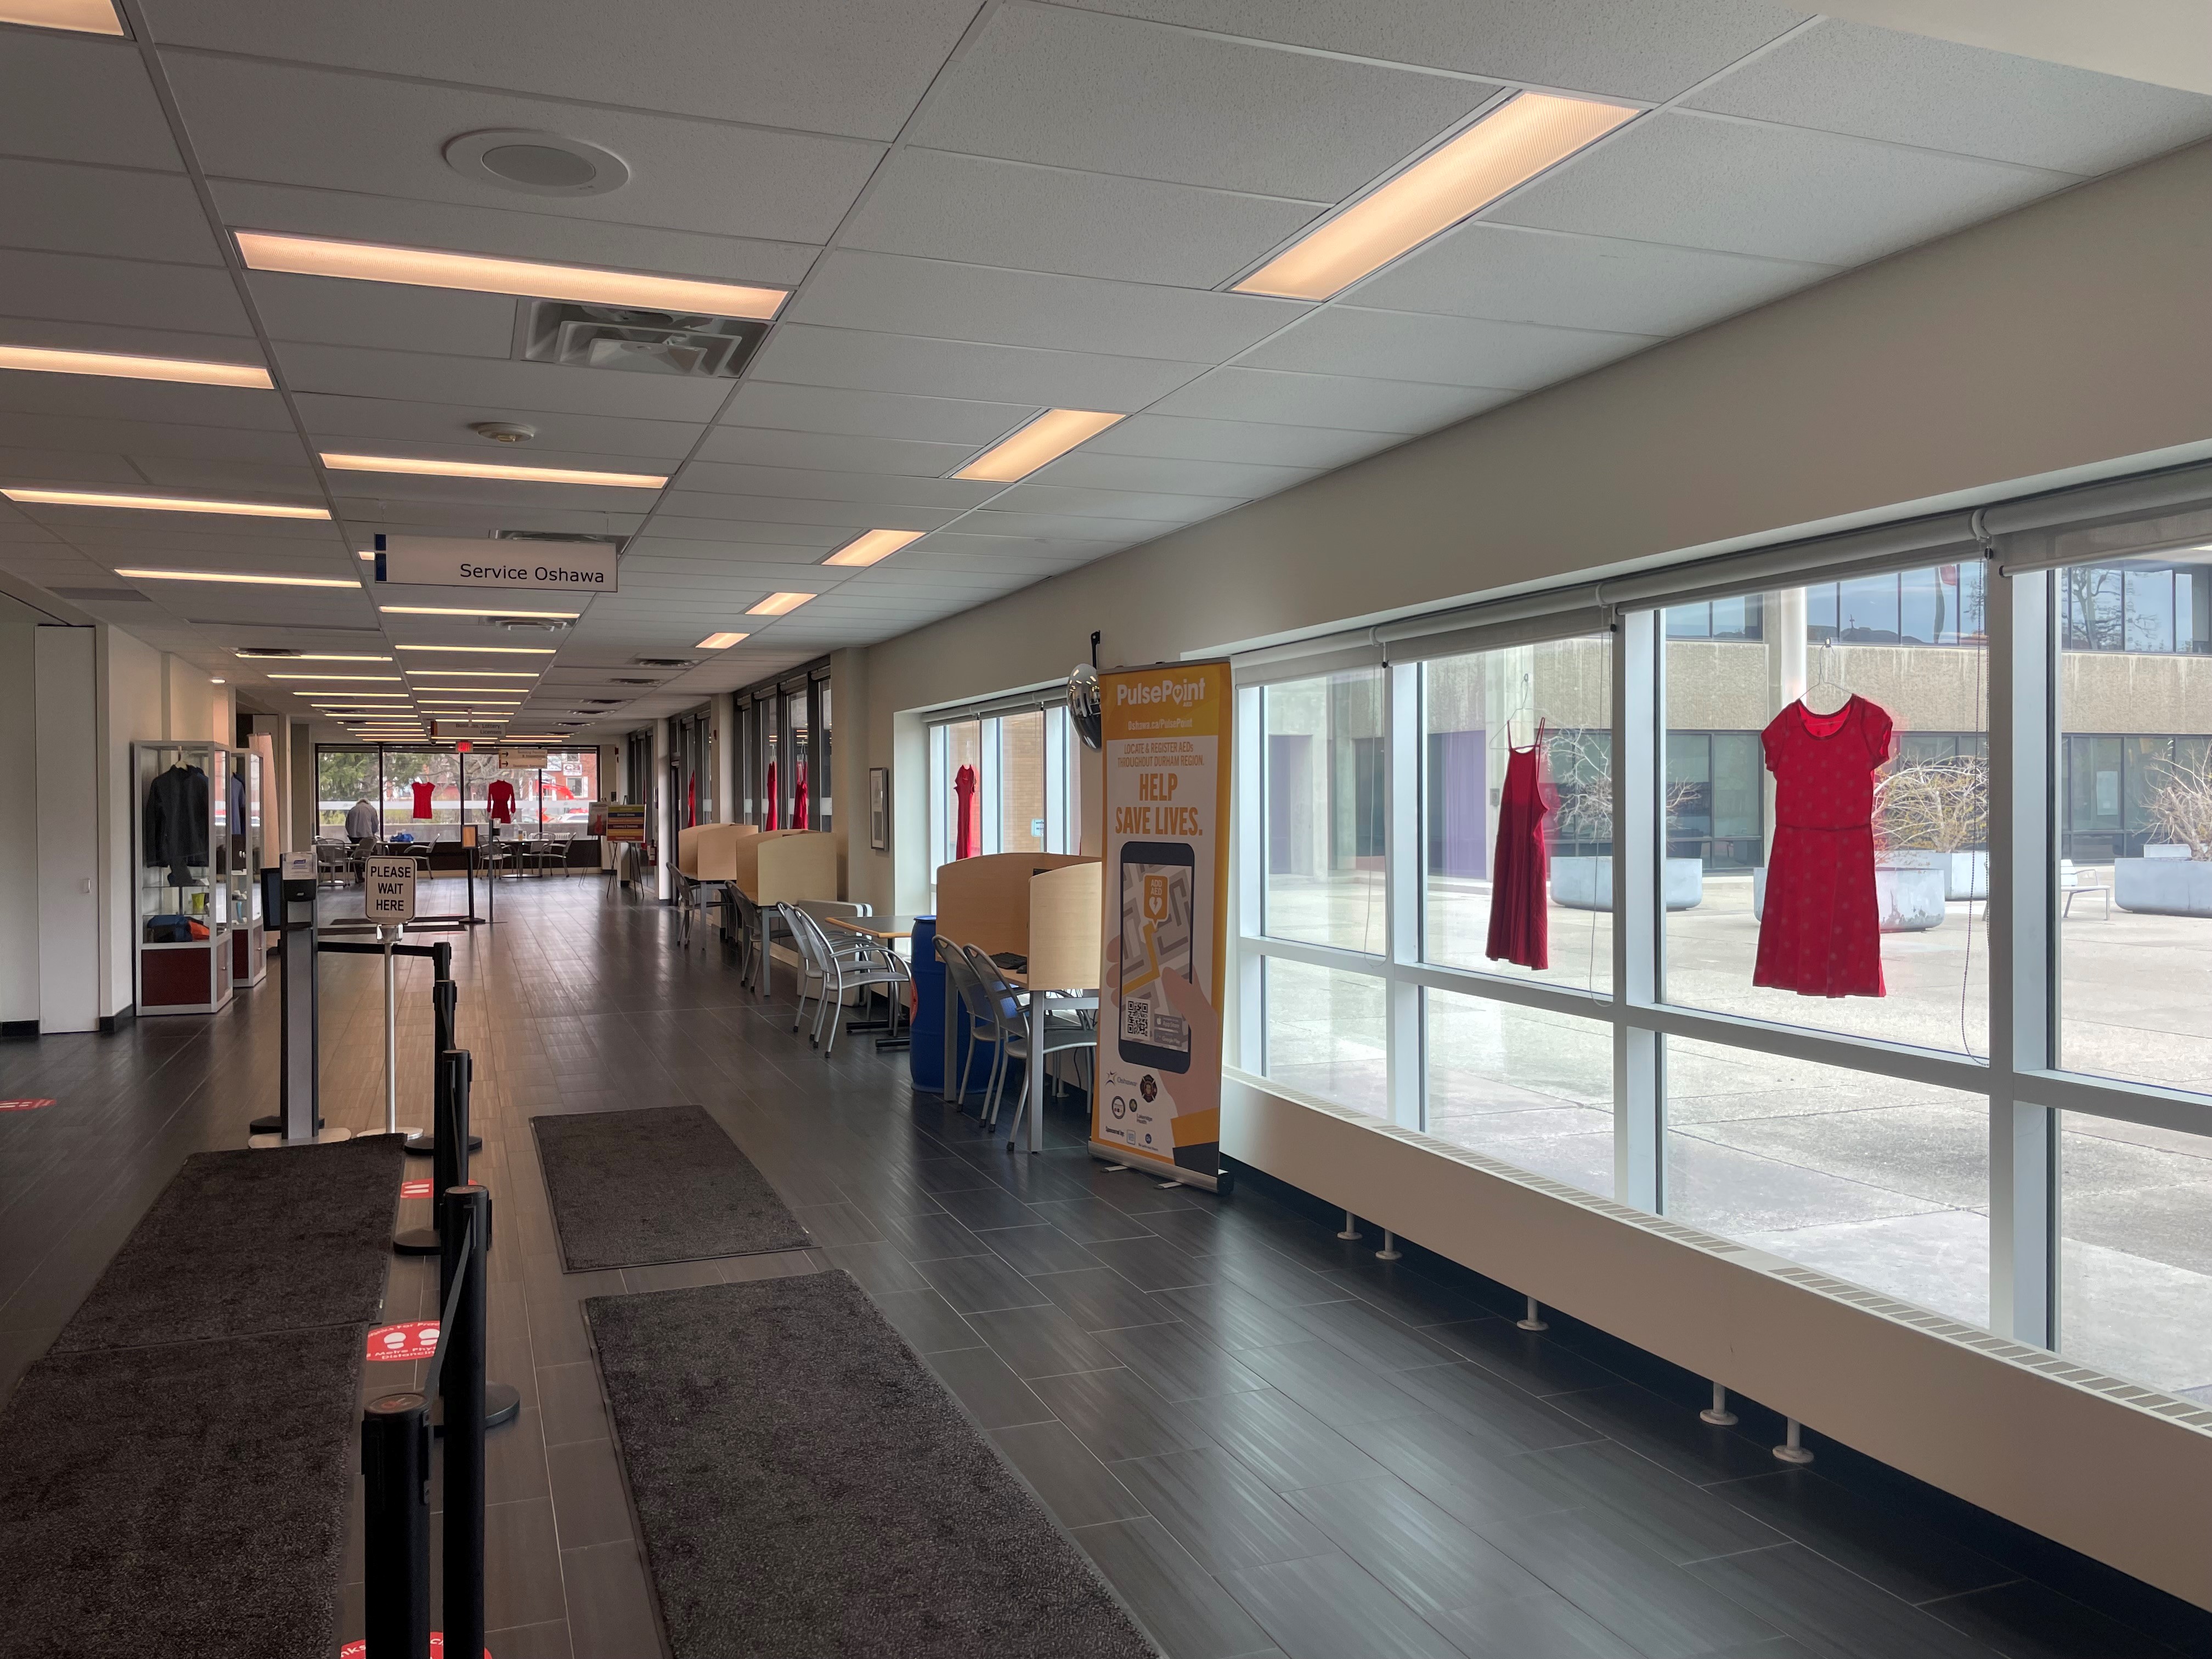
1752, 864, 1946, 931
2114, 857, 2212, 917
1552, 855, 1703, 912
1882, 848, 1988, 901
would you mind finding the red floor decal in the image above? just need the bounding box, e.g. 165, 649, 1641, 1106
0, 1098, 55, 1112
401, 1178, 433, 1198
365, 1321, 439, 1362
341, 1637, 490, 1657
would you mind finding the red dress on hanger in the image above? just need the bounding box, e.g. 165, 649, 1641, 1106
410, 779, 433, 820
953, 764, 979, 859
486, 779, 516, 824
1486, 726, 1558, 970
793, 763, 810, 830
765, 760, 778, 830
1755, 695, 1894, 998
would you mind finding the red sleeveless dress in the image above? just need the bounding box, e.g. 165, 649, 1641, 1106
1486, 731, 1558, 970
1755, 696, 1893, 998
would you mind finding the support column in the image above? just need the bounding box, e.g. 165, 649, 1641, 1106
1988, 563, 2057, 1346
1613, 612, 1662, 1212
35, 625, 99, 1035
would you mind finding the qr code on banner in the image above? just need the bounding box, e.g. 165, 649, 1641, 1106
1125, 999, 1150, 1037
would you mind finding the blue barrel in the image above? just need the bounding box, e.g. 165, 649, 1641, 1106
907, 916, 944, 1091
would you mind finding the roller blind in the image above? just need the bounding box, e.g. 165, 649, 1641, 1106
922, 683, 1067, 727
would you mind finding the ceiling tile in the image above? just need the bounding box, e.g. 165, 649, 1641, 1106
141, 0, 979, 142
0, 249, 253, 337
840, 148, 1324, 289
1147, 367, 1515, 431
1686, 18, 2212, 175
210, 180, 819, 289
1492, 109, 2075, 266
653, 492, 958, 532
674, 461, 996, 510
1348, 222, 1836, 335
908, 2, 1496, 199
0, 33, 183, 170
693, 425, 976, 477
272, 343, 737, 422
1239, 305, 1651, 390
0, 160, 225, 265
0, 413, 312, 466
718, 381, 1039, 445
1063, 0, 1810, 102
1029, 450, 1318, 496
246, 272, 520, 358
848, 531, 1120, 564
0, 447, 145, 486
290, 394, 703, 461
958, 508, 1178, 543
129, 458, 324, 494
635, 520, 855, 549
985, 482, 1243, 522
166, 55, 881, 244
748, 324, 1207, 411
0, 375, 294, 430
1086, 413, 1400, 469
787, 249, 1309, 363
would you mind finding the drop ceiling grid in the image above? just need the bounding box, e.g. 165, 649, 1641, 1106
0, 3, 2203, 721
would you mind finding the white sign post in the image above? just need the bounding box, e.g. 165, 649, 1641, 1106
364, 857, 417, 925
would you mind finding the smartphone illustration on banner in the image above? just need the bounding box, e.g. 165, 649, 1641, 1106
1118, 839, 1195, 1074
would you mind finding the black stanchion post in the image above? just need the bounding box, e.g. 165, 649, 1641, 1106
360, 1391, 432, 1659
440, 1184, 489, 1659
393, 1048, 459, 1255
405, 943, 478, 1158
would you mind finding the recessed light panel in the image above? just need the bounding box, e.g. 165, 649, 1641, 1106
747, 592, 816, 616
267, 673, 403, 681
396, 645, 554, 655
321, 453, 666, 489
696, 631, 749, 650
115, 567, 354, 588
234, 232, 789, 321
955, 410, 1125, 483
1235, 93, 1636, 301
0, 0, 123, 33
0, 345, 270, 388
9, 489, 328, 520
379, 606, 580, 619
822, 529, 924, 568
238, 651, 392, 661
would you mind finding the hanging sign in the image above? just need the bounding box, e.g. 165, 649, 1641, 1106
499, 751, 549, 769
370, 534, 618, 594
365, 1321, 439, 1362
1090, 660, 1232, 1192
363, 857, 416, 924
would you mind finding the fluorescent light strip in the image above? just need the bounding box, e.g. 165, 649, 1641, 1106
1235, 93, 1637, 301
240, 652, 391, 661
234, 232, 789, 321
747, 591, 816, 616
114, 567, 355, 588
9, 489, 329, 520
321, 453, 666, 489
294, 690, 408, 698
1, 1, 123, 35
267, 673, 402, 681
396, 645, 554, 655
822, 528, 924, 568
0, 345, 271, 389
403, 670, 540, 679
954, 410, 1125, 483
380, 605, 580, 620
696, 631, 749, 650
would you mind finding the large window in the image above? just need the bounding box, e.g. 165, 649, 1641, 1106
316, 747, 599, 839
1230, 501, 2212, 1402
927, 701, 1078, 883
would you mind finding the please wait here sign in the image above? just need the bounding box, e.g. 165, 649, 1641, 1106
364, 857, 416, 924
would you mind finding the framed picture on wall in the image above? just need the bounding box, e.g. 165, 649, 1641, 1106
868, 767, 889, 851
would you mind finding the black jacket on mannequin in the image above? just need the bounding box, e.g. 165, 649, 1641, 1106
145, 763, 210, 887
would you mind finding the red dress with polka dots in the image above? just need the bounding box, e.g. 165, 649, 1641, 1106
1754, 695, 1894, 998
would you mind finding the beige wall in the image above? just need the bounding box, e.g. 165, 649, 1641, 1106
847, 136, 2212, 912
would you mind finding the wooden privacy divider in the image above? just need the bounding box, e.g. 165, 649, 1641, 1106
746, 830, 839, 904
676, 822, 760, 882
934, 851, 1094, 960
1026, 863, 1102, 992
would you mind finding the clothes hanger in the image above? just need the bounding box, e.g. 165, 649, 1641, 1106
1802, 639, 1852, 716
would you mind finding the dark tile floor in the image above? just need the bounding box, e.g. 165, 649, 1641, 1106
1, 874, 2204, 1659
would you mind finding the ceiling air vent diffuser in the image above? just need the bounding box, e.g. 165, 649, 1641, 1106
517, 302, 766, 379
632, 658, 697, 669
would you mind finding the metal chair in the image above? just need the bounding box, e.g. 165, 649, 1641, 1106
960, 944, 1097, 1146
935, 936, 1005, 1115
781, 903, 907, 1054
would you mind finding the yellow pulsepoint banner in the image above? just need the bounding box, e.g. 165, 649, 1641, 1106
1090, 661, 1232, 1187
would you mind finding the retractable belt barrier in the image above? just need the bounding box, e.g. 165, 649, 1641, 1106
362, 1178, 492, 1659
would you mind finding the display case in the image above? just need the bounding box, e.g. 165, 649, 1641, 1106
229, 746, 267, 988
133, 741, 236, 1015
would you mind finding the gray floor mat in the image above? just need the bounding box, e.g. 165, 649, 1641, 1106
532, 1104, 809, 1271
0, 1323, 362, 1659
586, 1272, 1160, 1659
55, 1138, 403, 1352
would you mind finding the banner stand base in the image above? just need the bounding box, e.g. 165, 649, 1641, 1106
1088, 1142, 1229, 1195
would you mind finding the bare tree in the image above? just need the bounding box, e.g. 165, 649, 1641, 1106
1874, 756, 1988, 857
2143, 756, 2212, 860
